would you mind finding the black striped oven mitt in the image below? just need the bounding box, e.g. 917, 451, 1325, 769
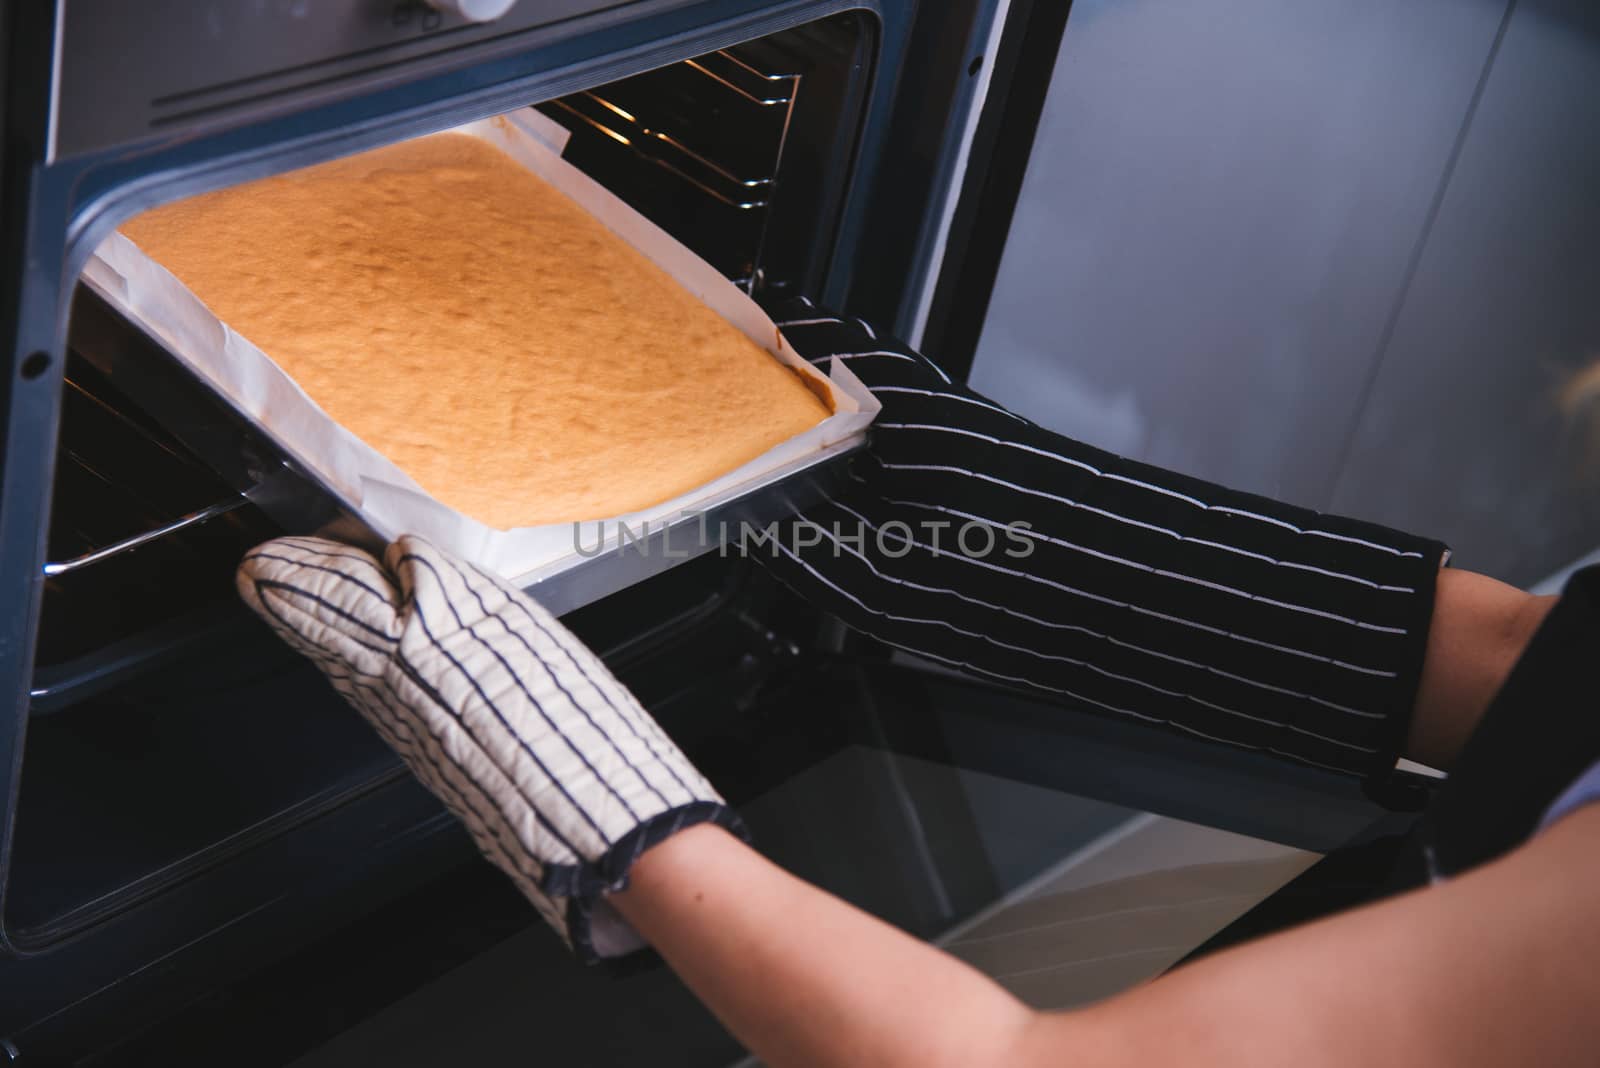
237, 534, 740, 962
763, 297, 1449, 793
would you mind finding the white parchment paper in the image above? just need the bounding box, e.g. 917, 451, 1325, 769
81, 109, 878, 585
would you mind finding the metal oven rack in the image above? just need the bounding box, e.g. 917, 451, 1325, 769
539, 45, 802, 291
31, 335, 283, 714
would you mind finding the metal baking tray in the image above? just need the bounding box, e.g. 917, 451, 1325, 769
63, 286, 861, 619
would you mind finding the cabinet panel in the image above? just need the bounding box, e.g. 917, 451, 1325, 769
1329, 0, 1600, 584
969, 0, 1506, 508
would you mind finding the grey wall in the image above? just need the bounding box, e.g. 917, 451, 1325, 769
1328, 0, 1600, 583
968, 0, 1600, 585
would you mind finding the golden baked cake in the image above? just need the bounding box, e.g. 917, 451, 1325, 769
119, 131, 830, 529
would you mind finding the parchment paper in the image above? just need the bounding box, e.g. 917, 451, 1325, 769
81, 109, 879, 585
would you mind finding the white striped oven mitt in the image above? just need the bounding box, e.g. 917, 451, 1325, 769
763, 297, 1450, 802
237, 534, 740, 961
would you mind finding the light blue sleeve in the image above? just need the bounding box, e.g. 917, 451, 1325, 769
1537, 759, 1600, 833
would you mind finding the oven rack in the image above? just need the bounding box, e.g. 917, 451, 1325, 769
549, 95, 775, 210
548, 50, 799, 211
33, 340, 284, 711
538, 47, 800, 290
45, 494, 249, 580
43, 359, 256, 573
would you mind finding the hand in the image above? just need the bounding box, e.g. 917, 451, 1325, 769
762, 298, 1449, 788
237, 534, 740, 960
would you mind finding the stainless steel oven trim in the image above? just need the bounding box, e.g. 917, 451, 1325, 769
906, 0, 1012, 348
44, 0, 64, 165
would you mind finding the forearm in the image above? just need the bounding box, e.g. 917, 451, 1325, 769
617, 805, 1600, 1068
1041, 804, 1600, 1068
612, 824, 1046, 1068
1407, 567, 1555, 769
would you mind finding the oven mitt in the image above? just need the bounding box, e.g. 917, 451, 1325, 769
236, 534, 741, 962
763, 297, 1450, 796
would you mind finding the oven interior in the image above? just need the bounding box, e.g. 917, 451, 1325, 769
8, 11, 874, 949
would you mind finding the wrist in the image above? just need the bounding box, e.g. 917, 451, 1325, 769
608, 822, 749, 928
617, 821, 741, 890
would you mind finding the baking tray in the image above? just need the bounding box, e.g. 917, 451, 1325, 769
76, 111, 876, 612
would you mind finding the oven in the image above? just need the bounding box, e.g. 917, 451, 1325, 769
0, 3, 1396, 1062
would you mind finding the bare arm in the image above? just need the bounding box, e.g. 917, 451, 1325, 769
1045, 802, 1600, 1066
612, 569, 1574, 1068
615, 806, 1600, 1068
613, 822, 1066, 1068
